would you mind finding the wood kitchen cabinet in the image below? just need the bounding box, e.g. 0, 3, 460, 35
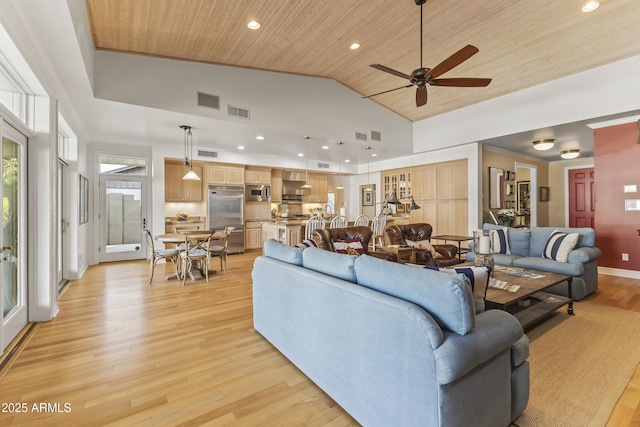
245, 221, 263, 250
245, 168, 271, 184
382, 168, 411, 201
271, 170, 282, 202
306, 174, 328, 203
165, 162, 203, 202
206, 164, 245, 185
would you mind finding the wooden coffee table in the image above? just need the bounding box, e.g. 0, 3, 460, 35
484, 265, 574, 328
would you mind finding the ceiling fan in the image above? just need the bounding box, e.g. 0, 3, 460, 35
364, 0, 491, 107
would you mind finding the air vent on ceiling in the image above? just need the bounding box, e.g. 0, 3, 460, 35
355, 131, 367, 141
197, 149, 218, 158
371, 130, 382, 142
227, 105, 250, 119
317, 162, 330, 169
197, 92, 220, 109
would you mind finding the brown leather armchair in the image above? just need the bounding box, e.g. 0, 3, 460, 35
386, 223, 459, 266
312, 226, 396, 262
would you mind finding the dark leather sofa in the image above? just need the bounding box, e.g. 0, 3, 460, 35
386, 223, 459, 266
312, 226, 396, 262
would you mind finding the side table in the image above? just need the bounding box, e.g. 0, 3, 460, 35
377, 246, 417, 264
430, 234, 473, 262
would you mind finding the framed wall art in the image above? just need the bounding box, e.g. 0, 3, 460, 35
363, 188, 374, 206
539, 186, 549, 202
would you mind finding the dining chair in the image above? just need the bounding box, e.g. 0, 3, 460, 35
207, 226, 235, 274
143, 229, 179, 283
354, 214, 370, 227
370, 214, 387, 251
173, 224, 200, 233
329, 215, 349, 228
305, 216, 326, 240
179, 231, 214, 285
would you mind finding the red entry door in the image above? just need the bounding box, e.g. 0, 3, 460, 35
568, 168, 595, 228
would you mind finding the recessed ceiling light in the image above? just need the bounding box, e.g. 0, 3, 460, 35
532, 138, 555, 151
582, 1, 599, 12
256, 135, 265, 140
247, 20, 261, 30
350, 43, 360, 50
237, 146, 245, 150
371, 153, 378, 157
345, 159, 351, 163
561, 149, 580, 159
297, 153, 304, 157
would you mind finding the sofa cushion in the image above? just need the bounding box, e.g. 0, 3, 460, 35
483, 224, 530, 257
332, 238, 365, 255
424, 266, 491, 313
491, 228, 510, 254
513, 257, 584, 277
354, 254, 476, 335
529, 227, 595, 256
295, 238, 318, 250
542, 230, 579, 262
302, 246, 358, 283
264, 238, 303, 266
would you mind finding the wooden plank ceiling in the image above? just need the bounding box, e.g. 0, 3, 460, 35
87, 0, 640, 122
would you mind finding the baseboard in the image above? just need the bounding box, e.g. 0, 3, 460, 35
598, 266, 640, 280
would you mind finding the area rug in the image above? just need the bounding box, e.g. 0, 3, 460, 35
514, 301, 640, 427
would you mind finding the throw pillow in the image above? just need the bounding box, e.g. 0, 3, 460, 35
332, 238, 365, 256
542, 230, 579, 263
295, 239, 318, 250
424, 265, 491, 313
405, 239, 443, 259
490, 228, 511, 254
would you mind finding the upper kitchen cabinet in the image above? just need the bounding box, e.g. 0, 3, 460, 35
165, 161, 203, 202
245, 168, 271, 184
307, 174, 328, 203
382, 168, 411, 201
206, 164, 245, 185
271, 170, 283, 202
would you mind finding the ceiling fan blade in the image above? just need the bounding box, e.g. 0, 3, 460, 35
428, 45, 480, 80
416, 86, 427, 107
430, 78, 492, 87
362, 84, 413, 99
370, 64, 413, 80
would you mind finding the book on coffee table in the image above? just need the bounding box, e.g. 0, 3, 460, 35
489, 278, 520, 292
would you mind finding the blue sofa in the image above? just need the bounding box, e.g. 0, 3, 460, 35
253, 239, 530, 427
467, 224, 602, 300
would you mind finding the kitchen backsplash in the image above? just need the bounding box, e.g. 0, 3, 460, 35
165, 202, 206, 218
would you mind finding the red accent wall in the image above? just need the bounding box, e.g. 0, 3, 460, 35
594, 122, 640, 270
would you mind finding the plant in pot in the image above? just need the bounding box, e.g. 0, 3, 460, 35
496, 209, 516, 227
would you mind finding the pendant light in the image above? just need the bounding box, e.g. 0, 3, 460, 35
180, 125, 200, 181
365, 146, 374, 190
301, 136, 312, 188
335, 141, 344, 190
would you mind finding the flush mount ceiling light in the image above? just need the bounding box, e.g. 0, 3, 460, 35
532, 138, 555, 151
180, 125, 200, 181
582, 1, 600, 12
335, 141, 344, 190
247, 20, 261, 29
561, 149, 580, 159
301, 136, 312, 189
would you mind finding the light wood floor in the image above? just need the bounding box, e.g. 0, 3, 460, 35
0, 252, 638, 426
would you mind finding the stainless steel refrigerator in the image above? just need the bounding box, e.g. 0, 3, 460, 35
208, 185, 244, 254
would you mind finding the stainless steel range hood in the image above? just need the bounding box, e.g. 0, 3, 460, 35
282, 171, 310, 203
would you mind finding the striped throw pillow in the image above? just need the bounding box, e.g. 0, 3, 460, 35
542, 230, 579, 263
295, 239, 318, 250
490, 228, 511, 254
424, 265, 491, 313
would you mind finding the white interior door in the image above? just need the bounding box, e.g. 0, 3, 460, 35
99, 174, 148, 263
57, 160, 70, 290
1, 122, 27, 353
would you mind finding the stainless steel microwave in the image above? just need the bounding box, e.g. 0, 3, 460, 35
245, 184, 271, 202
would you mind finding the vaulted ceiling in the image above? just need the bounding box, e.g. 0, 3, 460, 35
86, 0, 640, 123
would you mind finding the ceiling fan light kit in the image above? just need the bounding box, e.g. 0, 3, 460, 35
364, 0, 491, 107
532, 138, 555, 151
561, 149, 580, 159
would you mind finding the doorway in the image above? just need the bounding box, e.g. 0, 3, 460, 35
98, 156, 149, 263
57, 160, 70, 291
567, 167, 595, 228
1, 123, 27, 352
515, 162, 537, 228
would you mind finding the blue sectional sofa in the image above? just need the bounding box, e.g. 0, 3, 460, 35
252, 239, 530, 427
467, 224, 602, 300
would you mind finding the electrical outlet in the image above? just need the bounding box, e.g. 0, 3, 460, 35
622, 253, 629, 261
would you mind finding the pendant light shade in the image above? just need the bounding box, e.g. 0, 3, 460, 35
408, 196, 421, 211
180, 125, 200, 181
301, 136, 312, 188
335, 141, 344, 190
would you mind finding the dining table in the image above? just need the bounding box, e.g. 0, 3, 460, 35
155, 231, 225, 280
